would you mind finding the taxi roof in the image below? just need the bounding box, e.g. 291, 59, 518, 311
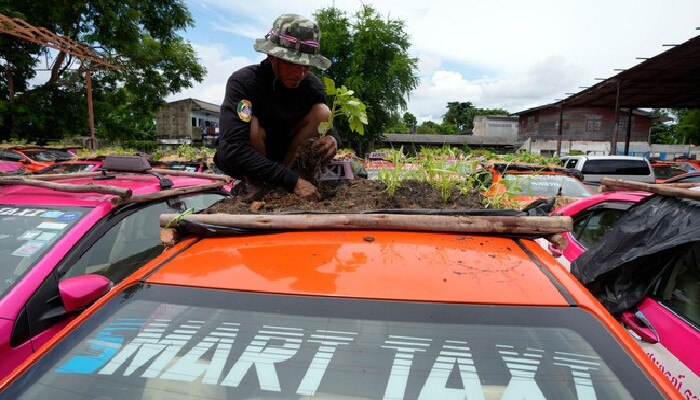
146, 231, 572, 307
0, 173, 220, 207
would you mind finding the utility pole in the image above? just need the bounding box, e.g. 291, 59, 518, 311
0, 13, 121, 149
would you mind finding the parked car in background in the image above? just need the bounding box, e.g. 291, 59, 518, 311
662, 171, 700, 184
571, 190, 700, 397
0, 147, 75, 173
0, 160, 25, 175
487, 163, 592, 208
651, 162, 688, 182
564, 155, 656, 185
36, 160, 104, 174
0, 155, 229, 378
0, 211, 681, 398
548, 191, 651, 264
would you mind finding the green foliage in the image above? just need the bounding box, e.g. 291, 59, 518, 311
319, 77, 367, 136
377, 148, 407, 198
315, 5, 419, 153
121, 140, 158, 153
416, 121, 438, 134
1, 1, 205, 142
650, 108, 700, 145
402, 112, 417, 130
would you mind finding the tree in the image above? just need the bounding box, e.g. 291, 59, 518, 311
402, 112, 417, 133
0, 1, 205, 142
315, 5, 419, 154
650, 108, 700, 145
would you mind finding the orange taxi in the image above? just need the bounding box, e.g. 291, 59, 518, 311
0, 211, 681, 399
0, 146, 75, 172
486, 163, 592, 207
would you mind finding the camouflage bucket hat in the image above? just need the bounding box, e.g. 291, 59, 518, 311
254, 14, 332, 70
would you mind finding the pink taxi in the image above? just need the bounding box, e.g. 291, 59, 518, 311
0, 156, 229, 378
551, 190, 700, 397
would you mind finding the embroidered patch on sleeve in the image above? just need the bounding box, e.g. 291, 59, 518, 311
237, 100, 252, 122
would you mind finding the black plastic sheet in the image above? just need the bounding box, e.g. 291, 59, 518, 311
571, 194, 700, 315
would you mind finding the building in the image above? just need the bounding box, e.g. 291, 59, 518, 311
156, 99, 220, 147
514, 105, 660, 157
472, 115, 518, 140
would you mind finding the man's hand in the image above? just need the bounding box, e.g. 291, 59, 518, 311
294, 178, 321, 202
312, 135, 338, 164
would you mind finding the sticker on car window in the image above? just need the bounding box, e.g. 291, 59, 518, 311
18, 230, 42, 240
11, 241, 46, 257
0, 207, 48, 217
58, 213, 80, 221
40, 211, 64, 218
35, 232, 58, 241
37, 222, 68, 230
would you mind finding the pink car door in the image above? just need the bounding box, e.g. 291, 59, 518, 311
623, 245, 700, 398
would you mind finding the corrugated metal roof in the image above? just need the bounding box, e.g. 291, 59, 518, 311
559, 34, 700, 108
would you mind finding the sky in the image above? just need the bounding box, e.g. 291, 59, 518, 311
167, 0, 700, 123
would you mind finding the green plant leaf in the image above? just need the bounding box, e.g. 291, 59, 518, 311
318, 121, 331, 135
323, 77, 336, 95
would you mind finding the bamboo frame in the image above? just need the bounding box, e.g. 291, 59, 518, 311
601, 178, 700, 200
159, 213, 573, 235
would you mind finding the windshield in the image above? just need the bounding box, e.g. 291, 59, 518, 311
2, 284, 661, 399
40, 163, 98, 174
0, 206, 87, 298
504, 174, 592, 197
22, 150, 72, 162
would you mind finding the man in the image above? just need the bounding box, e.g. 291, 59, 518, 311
214, 14, 341, 201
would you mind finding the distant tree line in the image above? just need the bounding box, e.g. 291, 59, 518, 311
387, 101, 509, 135
650, 109, 700, 145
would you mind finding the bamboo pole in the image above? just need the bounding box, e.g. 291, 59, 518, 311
125, 182, 225, 204
159, 213, 573, 235
150, 168, 230, 182
0, 177, 131, 197
601, 178, 700, 200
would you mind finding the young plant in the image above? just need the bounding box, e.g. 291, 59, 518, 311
378, 148, 406, 198
319, 77, 368, 137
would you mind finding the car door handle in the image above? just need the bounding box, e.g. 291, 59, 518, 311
621, 311, 659, 344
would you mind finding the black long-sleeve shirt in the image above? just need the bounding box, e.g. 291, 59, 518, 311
215, 59, 341, 192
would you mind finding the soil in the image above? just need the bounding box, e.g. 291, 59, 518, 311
207, 180, 485, 214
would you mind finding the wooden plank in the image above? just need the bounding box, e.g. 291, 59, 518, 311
159, 213, 573, 235
0, 177, 132, 197
601, 178, 700, 200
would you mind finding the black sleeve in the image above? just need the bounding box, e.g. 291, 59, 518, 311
218, 72, 298, 191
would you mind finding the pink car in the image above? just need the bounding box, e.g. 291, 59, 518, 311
551, 191, 700, 397
549, 191, 650, 263
0, 156, 229, 378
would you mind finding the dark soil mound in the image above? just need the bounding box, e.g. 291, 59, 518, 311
207, 180, 485, 214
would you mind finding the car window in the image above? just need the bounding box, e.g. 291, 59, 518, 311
59, 193, 224, 284
0, 206, 88, 299
574, 208, 627, 249
565, 159, 578, 169
2, 284, 662, 399
656, 242, 700, 327
581, 159, 651, 175
0, 150, 24, 162
675, 175, 700, 183
41, 163, 97, 174
503, 174, 591, 197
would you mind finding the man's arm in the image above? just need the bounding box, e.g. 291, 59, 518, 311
218, 73, 299, 191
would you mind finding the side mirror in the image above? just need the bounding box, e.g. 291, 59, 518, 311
548, 242, 564, 257
59, 274, 112, 313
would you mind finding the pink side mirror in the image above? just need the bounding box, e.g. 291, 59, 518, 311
59, 274, 112, 313
548, 242, 564, 257
621, 311, 659, 344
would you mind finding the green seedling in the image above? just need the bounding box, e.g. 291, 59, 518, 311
319, 77, 368, 137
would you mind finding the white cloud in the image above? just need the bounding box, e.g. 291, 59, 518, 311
182, 0, 700, 121
166, 43, 259, 105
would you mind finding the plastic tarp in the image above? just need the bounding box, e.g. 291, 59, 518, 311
571, 194, 700, 315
